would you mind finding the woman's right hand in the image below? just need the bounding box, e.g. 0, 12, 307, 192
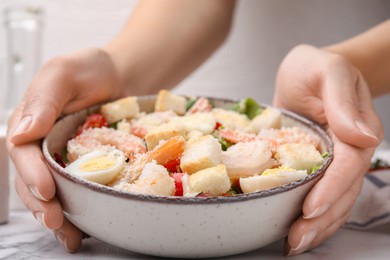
6, 48, 123, 252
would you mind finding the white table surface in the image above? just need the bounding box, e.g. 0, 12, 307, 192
1, 210, 389, 260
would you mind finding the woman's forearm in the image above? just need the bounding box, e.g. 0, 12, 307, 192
104, 0, 236, 95
326, 19, 390, 97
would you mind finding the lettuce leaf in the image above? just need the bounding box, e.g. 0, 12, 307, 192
232, 98, 263, 119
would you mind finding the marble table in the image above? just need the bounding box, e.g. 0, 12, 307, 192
1, 210, 390, 260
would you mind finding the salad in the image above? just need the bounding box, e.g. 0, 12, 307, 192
57, 90, 328, 197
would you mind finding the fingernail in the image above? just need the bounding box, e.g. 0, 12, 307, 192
287, 230, 317, 256
12, 115, 32, 137
304, 204, 330, 219
355, 120, 378, 141
28, 185, 49, 201
33, 211, 49, 229
82, 232, 91, 239
55, 230, 71, 252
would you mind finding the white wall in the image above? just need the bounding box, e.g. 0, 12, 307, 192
0, 0, 389, 139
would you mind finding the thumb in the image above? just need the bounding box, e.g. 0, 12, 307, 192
322, 66, 382, 148
8, 48, 121, 145
8, 98, 63, 145
7, 60, 72, 145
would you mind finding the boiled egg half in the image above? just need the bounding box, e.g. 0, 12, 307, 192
239, 166, 308, 193
66, 149, 126, 185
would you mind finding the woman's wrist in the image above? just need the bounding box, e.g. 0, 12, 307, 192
323, 20, 390, 97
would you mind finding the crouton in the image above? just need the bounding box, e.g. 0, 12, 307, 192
276, 143, 324, 171
116, 119, 132, 133
189, 164, 231, 196
172, 112, 216, 135
212, 108, 250, 130
221, 141, 276, 179
131, 111, 177, 132
186, 130, 204, 144
247, 107, 282, 133
144, 122, 186, 150
155, 90, 186, 115
100, 96, 139, 124
180, 135, 222, 174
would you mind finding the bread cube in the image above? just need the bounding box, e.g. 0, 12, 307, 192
189, 164, 231, 196
116, 119, 132, 133
221, 141, 276, 179
100, 96, 139, 124
172, 112, 216, 135
155, 90, 186, 115
144, 122, 186, 150
247, 107, 282, 133
276, 143, 324, 171
180, 135, 222, 174
240, 166, 308, 193
186, 130, 204, 144
212, 108, 250, 130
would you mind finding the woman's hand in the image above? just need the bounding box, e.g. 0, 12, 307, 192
6, 48, 122, 252
4, 1, 235, 253
273, 44, 383, 256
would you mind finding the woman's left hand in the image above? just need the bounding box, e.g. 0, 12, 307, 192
273, 44, 383, 256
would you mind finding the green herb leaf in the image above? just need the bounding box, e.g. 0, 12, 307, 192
310, 164, 321, 174
212, 130, 233, 151
186, 97, 197, 111
231, 98, 263, 119
109, 122, 118, 129
61, 146, 69, 164
220, 138, 233, 151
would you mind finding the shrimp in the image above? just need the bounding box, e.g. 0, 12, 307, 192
186, 97, 213, 115
114, 160, 175, 196
219, 129, 256, 143
258, 127, 321, 149
67, 127, 146, 162
219, 127, 320, 152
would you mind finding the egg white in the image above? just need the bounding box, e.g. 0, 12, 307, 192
66, 149, 126, 185
239, 167, 308, 193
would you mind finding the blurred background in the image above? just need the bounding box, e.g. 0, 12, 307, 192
0, 0, 389, 136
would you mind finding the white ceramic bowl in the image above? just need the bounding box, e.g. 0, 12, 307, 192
43, 96, 333, 258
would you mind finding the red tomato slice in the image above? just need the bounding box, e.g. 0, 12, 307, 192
215, 121, 222, 130
76, 113, 108, 136
171, 172, 184, 196
163, 158, 181, 173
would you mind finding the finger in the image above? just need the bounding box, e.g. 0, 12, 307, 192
302, 140, 372, 219
15, 173, 63, 229
8, 49, 121, 145
54, 219, 83, 253
285, 176, 363, 256
8, 141, 56, 201
8, 59, 74, 144
353, 73, 383, 141
322, 59, 380, 148
285, 208, 351, 256
16, 173, 83, 252
309, 210, 351, 249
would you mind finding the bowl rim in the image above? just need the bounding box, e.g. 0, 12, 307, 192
42, 95, 333, 205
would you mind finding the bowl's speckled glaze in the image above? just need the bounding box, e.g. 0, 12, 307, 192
43, 96, 333, 258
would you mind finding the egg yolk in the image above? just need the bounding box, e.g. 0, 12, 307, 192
80, 156, 116, 172
262, 166, 296, 176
